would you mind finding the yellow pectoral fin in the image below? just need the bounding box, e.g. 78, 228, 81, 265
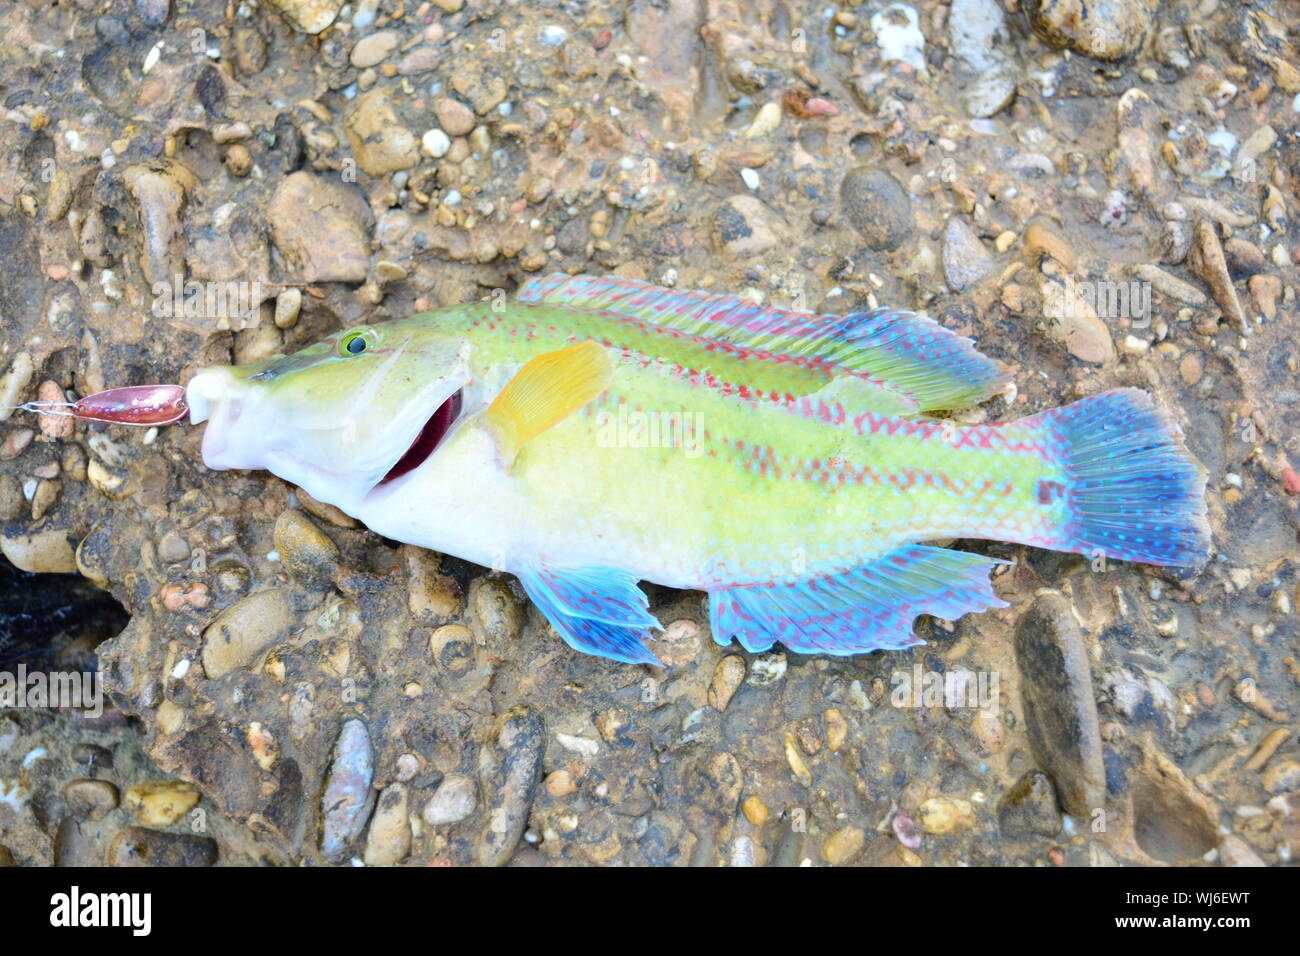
482, 340, 614, 467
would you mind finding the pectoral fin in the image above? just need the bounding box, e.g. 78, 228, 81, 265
517, 562, 662, 665
482, 340, 613, 467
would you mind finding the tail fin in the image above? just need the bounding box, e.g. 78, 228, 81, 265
1042, 388, 1210, 567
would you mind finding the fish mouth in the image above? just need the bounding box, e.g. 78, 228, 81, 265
376, 388, 463, 487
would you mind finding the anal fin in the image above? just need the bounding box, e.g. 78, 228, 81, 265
709, 545, 1008, 655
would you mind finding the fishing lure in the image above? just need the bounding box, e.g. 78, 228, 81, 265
183, 274, 1211, 666
4, 385, 188, 426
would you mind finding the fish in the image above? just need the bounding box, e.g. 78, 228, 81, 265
186, 274, 1211, 665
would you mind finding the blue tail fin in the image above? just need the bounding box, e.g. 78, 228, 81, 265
1045, 388, 1210, 567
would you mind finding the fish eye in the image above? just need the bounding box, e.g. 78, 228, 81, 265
339, 330, 373, 357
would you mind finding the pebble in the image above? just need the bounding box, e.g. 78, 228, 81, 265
263, 0, 342, 35
421, 128, 451, 159
942, 217, 994, 292
273, 508, 338, 589
321, 719, 375, 862
363, 783, 410, 866
35, 381, 73, 438
741, 796, 769, 825
710, 195, 786, 256
824, 708, 848, 751
997, 771, 1062, 836
123, 780, 200, 826
707, 656, 746, 711
477, 708, 544, 866
1218, 834, 1266, 867
918, 796, 976, 834
1027, 0, 1156, 61
346, 89, 420, 175
123, 160, 195, 286
871, 4, 927, 72
422, 774, 477, 825
1042, 279, 1116, 365
109, 827, 217, 867
840, 167, 913, 251
783, 732, 812, 788
1261, 760, 1300, 795
273, 288, 302, 329
1116, 88, 1165, 199
1188, 220, 1248, 331
201, 588, 294, 679
1013, 593, 1106, 817
407, 548, 463, 621
0, 526, 77, 574
746, 650, 787, 686
822, 825, 865, 864
63, 779, 119, 820
0, 351, 34, 422
350, 30, 399, 68
433, 96, 476, 137
471, 576, 526, 645
1179, 350, 1205, 386
743, 102, 781, 139
545, 769, 576, 798
268, 172, 372, 283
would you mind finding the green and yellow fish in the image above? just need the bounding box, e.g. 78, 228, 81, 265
187, 274, 1210, 664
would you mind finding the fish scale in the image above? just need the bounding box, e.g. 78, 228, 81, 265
187, 274, 1211, 665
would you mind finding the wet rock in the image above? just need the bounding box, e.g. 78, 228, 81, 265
1026, 0, 1157, 61
625, 0, 702, 94
35, 382, 73, 440
1237, 9, 1300, 93
135, 0, 170, 26
707, 656, 745, 711
422, 774, 477, 826
432, 97, 476, 137
872, 3, 927, 72
123, 780, 200, 826
1116, 88, 1166, 200
233, 25, 268, 75
709, 195, 786, 257
1041, 279, 1116, 365
0, 475, 24, 520
351, 30, 399, 68
273, 509, 338, 589
918, 796, 975, 834
948, 0, 1018, 118
64, 779, 119, 820
363, 783, 410, 866
822, 825, 865, 865
997, 771, 1062, 836
124, 160, 196, 286
470, 576, 525, 645
477, 707, 544, 866
201, 588, 294, 679
1, 526, 77, 574
1013, 593, 1106, 817
265, 0, 343, 35
321, 719, 375, 862
109, 827, 218, 867
0, 352, 34, 422
268, 172, 372, 284
1187, 220, 1248, 331
406, 547, 463, 620
841, 167, 913, 251
346, 89, 420, 176
942, 217, 994, 292
1218, 834, 1266, 867
1132, 743, 1219, 862
1261, 760, 1300, 795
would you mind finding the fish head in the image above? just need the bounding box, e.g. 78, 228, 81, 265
186, 323, 471, 507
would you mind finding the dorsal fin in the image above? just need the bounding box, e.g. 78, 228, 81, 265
518, 274, 1013, 412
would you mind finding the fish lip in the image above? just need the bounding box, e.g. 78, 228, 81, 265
373, 388, 464, 489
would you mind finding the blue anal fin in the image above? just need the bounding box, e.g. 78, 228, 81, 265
709, 545, 1009, 655
517, 563, 662, 665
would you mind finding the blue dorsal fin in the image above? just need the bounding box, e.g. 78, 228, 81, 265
518, 274, 1013, 412
708, 545, 1009, 655
517, 563, 662, 665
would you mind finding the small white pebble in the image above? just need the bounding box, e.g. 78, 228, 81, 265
143, 42, 162, 74
171, 659, 191, 680
740, 168, 760, 190
421, 128, 450, 158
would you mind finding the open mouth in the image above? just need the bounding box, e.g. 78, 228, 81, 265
377, 389, 463, 486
